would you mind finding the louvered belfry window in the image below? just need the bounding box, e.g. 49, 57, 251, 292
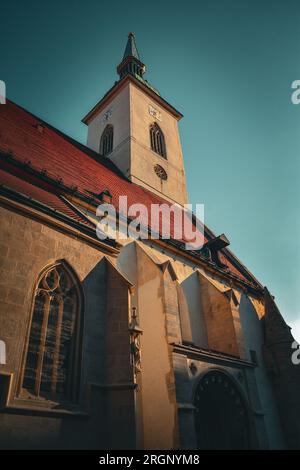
100, 124, 113, 156
21, 263, 81, 402
150, 123, 167, 158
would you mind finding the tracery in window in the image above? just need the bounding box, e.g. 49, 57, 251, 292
150, 123, 166, 158
100, 124, 113, 156
154, 164, 168, 181
21, 263, 81, 402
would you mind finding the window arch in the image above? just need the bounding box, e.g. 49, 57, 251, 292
150, 123, 167, 158
100, 124, 113, 156
20, 262, 82, 403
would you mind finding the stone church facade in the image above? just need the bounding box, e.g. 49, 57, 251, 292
0, 33, 299, 450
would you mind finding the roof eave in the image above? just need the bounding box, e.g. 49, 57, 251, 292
82, 74, 183, 125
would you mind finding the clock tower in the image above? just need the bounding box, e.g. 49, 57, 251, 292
82, 33, 188, 206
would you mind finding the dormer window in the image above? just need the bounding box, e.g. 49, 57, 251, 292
100, 125, 113, 157
150, 123, 166, 159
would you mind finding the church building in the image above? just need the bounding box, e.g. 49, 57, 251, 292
0, 33, 299, 450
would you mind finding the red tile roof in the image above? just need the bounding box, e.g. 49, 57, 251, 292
0, 168, 94, 228
0, 100, 256, 285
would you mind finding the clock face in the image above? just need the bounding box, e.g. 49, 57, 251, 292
102, 109, 112, 123
149, 105, 162, 122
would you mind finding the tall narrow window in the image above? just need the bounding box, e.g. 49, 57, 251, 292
150, 123, 166, 158
21, 263, 82, 403
100, 124, 113, 156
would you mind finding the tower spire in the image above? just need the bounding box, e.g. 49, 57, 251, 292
117, 32, 146, 80
122, 32, 140, 61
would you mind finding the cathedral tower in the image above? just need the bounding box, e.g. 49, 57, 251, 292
82, 33, 188, 206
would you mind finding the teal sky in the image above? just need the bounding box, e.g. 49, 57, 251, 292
1, 0, 300, 338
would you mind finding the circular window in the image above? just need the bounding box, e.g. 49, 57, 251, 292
154, 164, 168, 181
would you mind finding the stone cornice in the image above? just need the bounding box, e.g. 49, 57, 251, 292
173, 343, 256, 369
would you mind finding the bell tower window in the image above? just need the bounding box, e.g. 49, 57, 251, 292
150, 123, 167, 159
100, 124, 113, 157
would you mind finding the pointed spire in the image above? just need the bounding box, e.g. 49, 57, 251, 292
122, 32, 140, 61
117, 32, 146, 80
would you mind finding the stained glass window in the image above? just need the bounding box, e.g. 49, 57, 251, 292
22, 264, 81, 402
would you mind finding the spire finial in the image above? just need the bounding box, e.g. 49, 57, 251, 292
117, 32, 145, 80
122, 31, 140, 61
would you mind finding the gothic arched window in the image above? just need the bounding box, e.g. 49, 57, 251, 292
100, 124, 113, 157
150, 123, 167, 159
21, 262, 82, 403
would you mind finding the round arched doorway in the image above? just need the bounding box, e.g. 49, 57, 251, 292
194, 370, 250, 450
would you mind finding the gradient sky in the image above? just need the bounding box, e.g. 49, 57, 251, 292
1, 0, 300, 339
